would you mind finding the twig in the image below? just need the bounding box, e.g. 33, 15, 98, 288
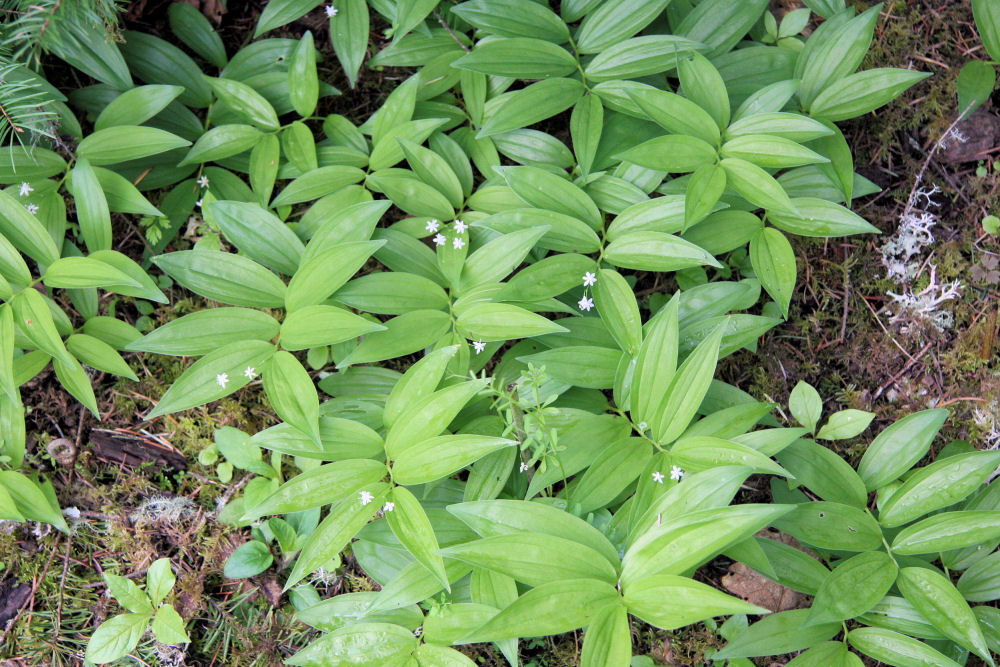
901, 100, 977, 221
433, 10, 470, 53
54, 536, 73, 643
873, 341, 933, 399
860, 296, 916, 363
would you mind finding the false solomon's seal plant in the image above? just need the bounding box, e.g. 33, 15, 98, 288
3, 0, 993, 663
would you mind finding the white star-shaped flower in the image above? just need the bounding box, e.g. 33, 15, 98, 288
453, 219, 467, 233
243, 366, 257, 380
325, 4, 338, 17
472, 340, 486, 354
19, 182, 32, 197
519, 462, 529, 473
433, 233, 446, 246
637, 421, 648, 432
359, 490, 374, 505
670, 465, 684, 481
197, 175, 210, 188
382, 501, 395, 513
582, 271, 596, 287
216, 373, 229, 388
425, 219, 439, 233
652, 471, 665, 484
195, 198, 203, 208
25, 203, 38, 215
578, 295, 594, 311
452, 237, 465, 249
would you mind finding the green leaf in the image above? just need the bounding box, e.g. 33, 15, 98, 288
398, 138, 464, 210
127, 308, 279, 356
461, 579, 620, 642
786, 643, 863, 667
584, 36, 706, 82
499, 165, 603, 230
809, 68, 931, 122
816, 409, 875, 440
749, 227, 796, 318
773, 501, 883, 552
897, 567, 994, 664
775, 438, 868, 507
284, 484, 388, 589
604, 232, 721, 272
208, 201, 304, 275
726, 112, 835, 143
414, 645, 478, 667
335, 272, 449, 314
461, 227, 548, 291
0, 189, 60, 266
151, 604, 190, 645
85, 613, 151, 663
11, 289, 71, 364
153, 250, 287, 308
66, 334, 137, 381
263, 351, 320, 445
224, 541, 274, 579
684, 164, 726, 231
974, 0, 1000, 61
206, 77, 280, 131
76, 126, 191, 165
958, 60, 996, 119
678, 51, 730, 130
879, 451, 1000, 528
440, 532, 618, 587
720, 157, 796, 214
960, 551, 1000, 602
676, 0, 769, 58
121, 31, 211, 107
721, 135, 828, 169
857, 409, 948, 491
272, 166, 367, 207
713, 608, 840, 659
624, 574, 768, 629
670, 436, 791, 477
287, 622, 418, 667
652, 323, 724, 445
94, 85, 184, 131
806, 551, 898, 625
168, 2, 227, 67
242, 459, 388, 519
146, 340, 276, 418
453, 38, 576, 78
146, 558, 175, 606
337, 310, 452, 367
280, 305, 385, 350
48, 19, 131, 90
893, 511, 1000, 556
179, 125, 263, 165
386, 485, 450, 589
797, 5, 880, 107
392, 434, 516, 485
581, 603, 631, 667
848, 627, 964, 667
54, 356, 99, 417
331, 0, 369, 87
452, 0, 569, 42
516, 346, 622, 389
789, 381, 822, 432
457, 303, 566, 341
575, 0, 671, 53
593, 268, 641, 355
629, 295, 678, 426
767, 197, 880, 237
42, 257, 140, 290
366, 170, 455, 220
447, 499, 621, 568
615, 135, 718, 174
289, 31, 319, 117
103, 574, 153, 614
479, 78, 585, 137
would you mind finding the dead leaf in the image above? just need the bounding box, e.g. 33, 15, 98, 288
722, 562, 806, 613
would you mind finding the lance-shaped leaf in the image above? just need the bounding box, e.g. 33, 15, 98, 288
624, 574, 768, 629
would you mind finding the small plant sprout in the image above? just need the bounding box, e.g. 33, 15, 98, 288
425, 219, 439, 233
18, 182, 31, 196
359, 490, 374, 506
578, 295, 594, 311
215, 373, 228, 388
432, 233, 445, 246
651, 471, 665, 484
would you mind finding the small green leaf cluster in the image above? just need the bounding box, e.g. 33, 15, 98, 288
85, 558, 189, 665
2, 0, 993, 664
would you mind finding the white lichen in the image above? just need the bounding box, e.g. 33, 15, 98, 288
130, 495, 197, 525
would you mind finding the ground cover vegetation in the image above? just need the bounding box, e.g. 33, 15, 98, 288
0, 0, 998, 664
